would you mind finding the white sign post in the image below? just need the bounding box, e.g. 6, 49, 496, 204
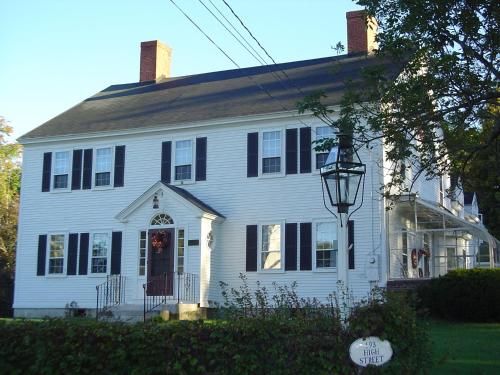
349, 336, 393, 368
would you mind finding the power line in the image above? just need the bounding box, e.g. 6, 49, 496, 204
168, 0, 325, 136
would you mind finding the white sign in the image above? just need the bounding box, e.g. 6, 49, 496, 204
349, 336, 393, 367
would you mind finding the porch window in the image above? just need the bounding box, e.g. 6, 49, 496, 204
262, 131, 281, 174
53, 151, 70, 189
91, 233, 110, 273
261, 224, 281, 270
315, 126, 335, 169
315, 222, 337, 268
401, 229, 408, 277
48, 234, 65, 274
95, 147, 112, 187
175, 140, 193, 181
139, 231, 146, 276
177, 229, 185, 273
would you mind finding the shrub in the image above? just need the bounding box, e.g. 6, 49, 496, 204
417, 268, 500, 322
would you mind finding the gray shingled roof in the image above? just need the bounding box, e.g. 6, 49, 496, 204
162, 182, 224, 218
20, 53, 403, 140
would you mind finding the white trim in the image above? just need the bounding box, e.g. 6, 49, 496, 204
138, 230, 147, 278
257, 220, 285, 273
88, 230, 112, 277
312, 219, 338, 273
93, 146, 115, 190
258, 128, 285, 178
46, 232, 68, 277
50, 150, 72, 192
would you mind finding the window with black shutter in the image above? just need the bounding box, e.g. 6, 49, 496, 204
114, 145, 126, 187
246, 225, 258, 271
247, 133, 258, 177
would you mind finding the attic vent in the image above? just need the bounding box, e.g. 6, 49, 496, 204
150, 213, 174, 226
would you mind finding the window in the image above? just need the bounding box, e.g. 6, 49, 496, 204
48, 234, 65, 274
261, 224, 281, 270
150, 213, 174, 226
91, 232, 110, 274
175, 140, 192, 181
315, 126, 335, 169
95, 147, 112, 187
262, 131, 281, 174
401, 229, 408, 276
315, 222, 337, 268
177, 229, 185, 273
139, 231, 146, 276
53, 151, 70, 189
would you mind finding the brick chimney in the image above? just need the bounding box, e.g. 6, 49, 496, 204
140, 40, 172, 82
346, 10, 377, 55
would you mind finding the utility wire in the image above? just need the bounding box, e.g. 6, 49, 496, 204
169, 0, 322, 135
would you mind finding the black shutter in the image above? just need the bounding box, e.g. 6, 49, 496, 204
285, 223, 297, 271
348, 220, 355, 269
82, 149, 93, 189
42, 152, 52, 192
37, 234, 47, 276
299, 127, 311, 173
195, 137, 207, 181
300, 223, 312, 270
247, 133, 258, 177
78, 233, 89, 275
67, 233, 79, 275
286, 129, 298, 175
71, 149, 83, 190
111, 231, 122, 275
161, 141, 172, 183
246, 225, 258, 271
114, 145, 126, 187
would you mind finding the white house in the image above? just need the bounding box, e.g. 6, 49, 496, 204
13, 11, 497, 319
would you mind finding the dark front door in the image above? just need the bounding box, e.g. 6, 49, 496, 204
147, 228, 174, 296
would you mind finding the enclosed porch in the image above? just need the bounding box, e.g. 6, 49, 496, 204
387, 195, 497, 281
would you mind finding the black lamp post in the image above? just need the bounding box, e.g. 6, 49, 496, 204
320, 134, 366, 320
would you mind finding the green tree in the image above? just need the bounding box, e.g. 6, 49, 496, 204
298, 0, 498, 225
0, 117, 21, 316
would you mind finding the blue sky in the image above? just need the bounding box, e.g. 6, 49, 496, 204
0, 0, 361, 139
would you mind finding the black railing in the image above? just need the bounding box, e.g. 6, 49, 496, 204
96, 275, 125, 320
143, 272, 198, 321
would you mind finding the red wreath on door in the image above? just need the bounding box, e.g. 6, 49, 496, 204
151, 231, 170, 254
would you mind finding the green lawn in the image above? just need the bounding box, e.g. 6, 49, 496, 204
428, 320, 500, 375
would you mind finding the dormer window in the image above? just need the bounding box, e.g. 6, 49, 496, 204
175, 140, 193, 181
53, 151, 70, 189
95, 147, 112, 187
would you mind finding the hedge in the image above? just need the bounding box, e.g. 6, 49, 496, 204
417, 268, 500, 322
0, 293, 429, 375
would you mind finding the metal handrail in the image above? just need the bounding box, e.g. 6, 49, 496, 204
96, 274, 125, 320
143, 272, 198, 321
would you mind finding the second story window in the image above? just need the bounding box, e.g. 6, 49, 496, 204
175, 140, 193, 181
95, 147, 112, 187
315, 126, 335, 169
53, 151, 70, 189
262, 131, 281, 174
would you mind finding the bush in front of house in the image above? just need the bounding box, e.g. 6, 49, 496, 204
0, 286, 430, 374
417, 268, 500, 322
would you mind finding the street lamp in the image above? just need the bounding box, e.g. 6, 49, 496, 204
320, 134, 366, 319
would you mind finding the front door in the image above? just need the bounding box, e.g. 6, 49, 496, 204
147, 228, 175, 296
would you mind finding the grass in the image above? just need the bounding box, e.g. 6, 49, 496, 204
428, 320, 500, 375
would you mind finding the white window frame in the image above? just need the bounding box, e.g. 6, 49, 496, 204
259, 129, 285, 177
258, 221, 285, 272
46, 232, 68, 276
51, 150, 72, 191
172, 138, 195, 184
89, 231, 112, 276
138, 230, 147, 277
93, 146, 114, 189
313, 126, 335, 171
312, 220, 338, 272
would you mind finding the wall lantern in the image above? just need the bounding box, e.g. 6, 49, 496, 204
320, 134, 366, 215
152, 194, 159, 209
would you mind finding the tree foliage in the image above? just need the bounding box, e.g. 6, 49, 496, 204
298, 0, 499, 205
0, 117, 21, 316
